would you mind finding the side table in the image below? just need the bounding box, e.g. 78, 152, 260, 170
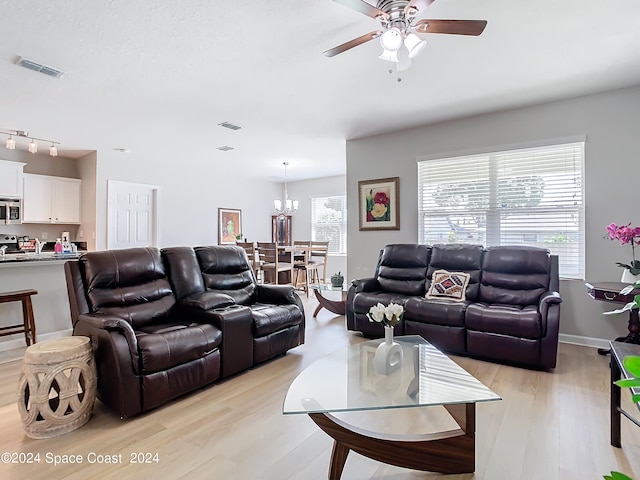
586, 282, 640, 355
609, 341, 640, 447
309, 284, 348, 317
17, 336, 97, 439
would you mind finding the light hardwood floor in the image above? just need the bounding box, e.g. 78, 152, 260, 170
0, 295, 639, 480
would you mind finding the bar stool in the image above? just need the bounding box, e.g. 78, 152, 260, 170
0, 289, 38, 346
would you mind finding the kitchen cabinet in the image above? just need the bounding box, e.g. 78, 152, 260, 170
0, 160, 25, 198
23, 174, 81, 224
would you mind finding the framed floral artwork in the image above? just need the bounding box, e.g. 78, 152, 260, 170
218, 208, 242, 245
358, 177, 400, 231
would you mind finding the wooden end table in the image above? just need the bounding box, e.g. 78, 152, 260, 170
609, 341, 640, 447
586, 282, 640, 355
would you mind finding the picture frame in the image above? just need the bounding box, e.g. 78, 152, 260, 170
358, 177, 400, 231
218, 208, 242, 245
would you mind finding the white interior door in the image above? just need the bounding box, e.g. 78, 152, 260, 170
107, 180, 159, 250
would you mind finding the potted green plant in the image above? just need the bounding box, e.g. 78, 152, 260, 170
330, 271, 344, 288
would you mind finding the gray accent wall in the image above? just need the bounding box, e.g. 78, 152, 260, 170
346, 84, 640, 344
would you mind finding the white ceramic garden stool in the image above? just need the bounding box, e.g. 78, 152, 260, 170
17, 336, 97, 439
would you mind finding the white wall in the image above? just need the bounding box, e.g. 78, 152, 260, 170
287, 175, 347, 280
94, 151, 282, 249
346, 84, 640, 344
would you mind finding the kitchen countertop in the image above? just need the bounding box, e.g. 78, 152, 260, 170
0, 252, 82, 264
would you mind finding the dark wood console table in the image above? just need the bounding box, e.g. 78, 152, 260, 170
587, 282, 640, 355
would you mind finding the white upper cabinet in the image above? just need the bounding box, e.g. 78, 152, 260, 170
0, 160, 26, 198
23, 173, 81, 224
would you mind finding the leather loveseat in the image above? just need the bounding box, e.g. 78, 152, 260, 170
346, 243, 562, 369
65, 245, 304, 419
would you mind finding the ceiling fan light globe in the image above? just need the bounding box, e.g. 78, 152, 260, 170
405, 33, 426, 58
380, 28, 402, 51
379, 49, 399, 62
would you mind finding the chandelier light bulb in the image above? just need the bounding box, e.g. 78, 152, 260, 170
28, 139, 37, 154
380, 28, 403, 52
5, 135, 15, 150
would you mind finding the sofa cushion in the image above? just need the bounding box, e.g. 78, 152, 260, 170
136, 322, 222, 374
195, 246, 257, 305
425, 270, 471, 301
251, 303, 302, 338
478, 246, 550, 306
81, 247, 176, 329
405, 297, 468, 327
427, 244, 483, 301
465, 302, 542, 339
375, 244, 431, 295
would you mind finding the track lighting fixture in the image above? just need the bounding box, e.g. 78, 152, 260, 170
1, 129, 60, 156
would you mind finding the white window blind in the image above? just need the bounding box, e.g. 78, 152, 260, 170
311, 195, 347, 254
417, 141, 585, 279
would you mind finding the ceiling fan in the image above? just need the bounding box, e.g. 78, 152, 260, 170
324, 0, 487, 70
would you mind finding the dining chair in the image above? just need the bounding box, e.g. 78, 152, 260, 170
236, 241, 261, 282
257, 242, 293, 285
292, 241, 318, 297
308, 240, 329, 283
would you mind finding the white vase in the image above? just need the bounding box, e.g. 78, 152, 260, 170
373, 326, 403, 375
621, 269, 640, 285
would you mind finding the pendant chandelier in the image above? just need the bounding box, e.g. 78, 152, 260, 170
274, 162, 298, 214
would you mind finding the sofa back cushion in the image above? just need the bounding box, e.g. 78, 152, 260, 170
375, 244, 431, 295
427, 244, 484, 301
194, 246, 256, 305
478, 246, 551, 306
81, 247, 175, 328
161, 246, 205, 301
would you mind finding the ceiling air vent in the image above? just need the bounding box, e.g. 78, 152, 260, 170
218, 122, 242, 131
216, 145, 234, 151
15, 56, 65, 78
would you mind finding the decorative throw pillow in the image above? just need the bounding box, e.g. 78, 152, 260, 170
425, 270, 471, 301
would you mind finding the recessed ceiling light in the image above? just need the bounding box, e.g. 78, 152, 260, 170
216, 145, 234, 151
114, 148, 130, 153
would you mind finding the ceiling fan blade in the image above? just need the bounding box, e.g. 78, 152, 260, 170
332, 0, 389, 21
404, 0, 436, 17
323, 30, 382, 57
414, 19, 488, 36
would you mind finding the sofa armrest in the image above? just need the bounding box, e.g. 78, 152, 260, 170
539, 291, 562, 318
76, 313, 140, 365
351, 277, 379, 293
181, 291, 235, 310
255, 284, 299, 305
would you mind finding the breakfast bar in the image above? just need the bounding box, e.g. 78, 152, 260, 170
0, 253, 80, 350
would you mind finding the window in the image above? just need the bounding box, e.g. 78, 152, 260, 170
311, 195, 347, 254
417, 141, 585, 279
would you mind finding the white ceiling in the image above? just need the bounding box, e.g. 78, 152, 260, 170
1, 0, 639, 181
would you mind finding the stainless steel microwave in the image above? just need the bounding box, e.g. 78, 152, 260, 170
0, 198, 22, 224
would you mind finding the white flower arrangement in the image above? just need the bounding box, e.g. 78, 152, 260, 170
367, 302, 404, 327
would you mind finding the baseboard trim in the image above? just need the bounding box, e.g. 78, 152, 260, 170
559, 333, 610, 350
0, 329, 73, 352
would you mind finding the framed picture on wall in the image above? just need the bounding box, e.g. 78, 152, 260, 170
358, 177, 400, 231
218, 208, 242, 245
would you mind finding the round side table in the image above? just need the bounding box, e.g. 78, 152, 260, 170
17, 336, 97, 439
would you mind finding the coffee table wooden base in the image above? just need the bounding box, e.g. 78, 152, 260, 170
312, 288, 346, 317
309, 403, 475, 479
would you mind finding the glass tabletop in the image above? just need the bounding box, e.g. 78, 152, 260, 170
308, 283, 348, 292
283, 335, 501, 415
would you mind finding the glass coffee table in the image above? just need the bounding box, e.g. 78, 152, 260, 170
283, 335, 501, 478
308, 283, 348, 317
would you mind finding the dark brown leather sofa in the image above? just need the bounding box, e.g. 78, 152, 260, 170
65, 245, 304, 419
346, 244, 562, 369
